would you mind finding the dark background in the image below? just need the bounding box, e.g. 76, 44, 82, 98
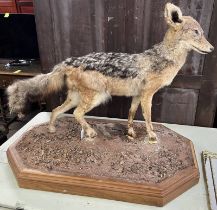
0, 14, 39, 59
33, 0, 217, 127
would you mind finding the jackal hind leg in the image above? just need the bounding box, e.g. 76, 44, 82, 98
127, 96, 141, 139
49, 91, 80, 133
141, 93, 157, 144
73, 91, 109, 140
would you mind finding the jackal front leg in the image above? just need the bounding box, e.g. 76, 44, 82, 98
141, 93, 157, 144
127, 96, 141, 139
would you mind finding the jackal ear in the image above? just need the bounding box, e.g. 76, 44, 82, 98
164, 3, 183, 27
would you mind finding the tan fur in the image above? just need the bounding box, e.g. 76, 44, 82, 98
47, 63, 68, 93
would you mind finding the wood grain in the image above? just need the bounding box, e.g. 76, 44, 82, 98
195, 0, 217, 127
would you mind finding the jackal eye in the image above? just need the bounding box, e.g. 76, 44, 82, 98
194, 29, 199, 35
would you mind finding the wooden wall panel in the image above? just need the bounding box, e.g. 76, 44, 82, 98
195, 0, 217, 127
51, 0, 95, 61
159, 88, 199, 125
33, 0, 56, 71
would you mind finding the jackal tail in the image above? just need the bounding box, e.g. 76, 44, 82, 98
7, 63, 68, 116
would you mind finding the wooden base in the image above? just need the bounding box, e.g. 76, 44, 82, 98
7, 119, 199, 207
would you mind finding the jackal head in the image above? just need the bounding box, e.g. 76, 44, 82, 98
164, 3, 214, 54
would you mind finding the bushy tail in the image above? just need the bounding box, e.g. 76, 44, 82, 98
7, 63, 67, 116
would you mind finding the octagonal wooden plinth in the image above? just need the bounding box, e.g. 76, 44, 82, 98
7, 117, 199, 207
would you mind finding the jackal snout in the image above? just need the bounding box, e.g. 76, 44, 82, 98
181, 16, 214, 54
164, 3, 214, 54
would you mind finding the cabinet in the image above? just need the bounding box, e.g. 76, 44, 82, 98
0, 0, 17, 13
0, 0, 34, 14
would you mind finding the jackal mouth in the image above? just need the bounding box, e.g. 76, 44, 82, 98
191, 45, 209, 54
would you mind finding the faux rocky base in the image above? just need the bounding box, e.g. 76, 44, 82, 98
7, 116, 199, 206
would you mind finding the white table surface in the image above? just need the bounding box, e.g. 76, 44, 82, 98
0, 112, 216, 210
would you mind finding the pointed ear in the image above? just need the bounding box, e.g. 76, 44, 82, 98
164, 3, 183, 27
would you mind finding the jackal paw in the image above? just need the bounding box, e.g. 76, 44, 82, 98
148, 132, 158, 144
49, 125, 56, 133
127, 127, 136, 139
86, 128, 97, 138
148, 137, 158, 144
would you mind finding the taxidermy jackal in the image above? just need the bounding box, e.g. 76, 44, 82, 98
7, 3, 213, 143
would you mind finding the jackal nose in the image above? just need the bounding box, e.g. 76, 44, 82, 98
210, 46, 214, 52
